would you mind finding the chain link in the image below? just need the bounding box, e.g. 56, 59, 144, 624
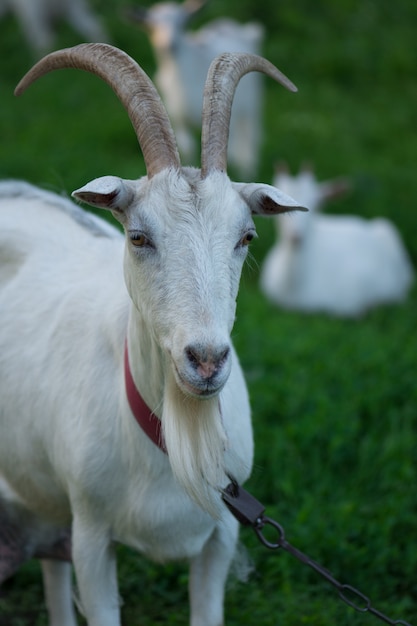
222, 482, 413, 626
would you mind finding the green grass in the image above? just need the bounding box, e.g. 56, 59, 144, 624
0, 0, 416, 624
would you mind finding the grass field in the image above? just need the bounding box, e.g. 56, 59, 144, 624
0, 0, 416, 625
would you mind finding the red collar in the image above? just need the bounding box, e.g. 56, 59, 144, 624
124, 342, 167, 454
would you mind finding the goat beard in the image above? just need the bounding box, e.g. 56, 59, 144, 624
162, 367, 228, 518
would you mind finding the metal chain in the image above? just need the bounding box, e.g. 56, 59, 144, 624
221, 481, 413, 626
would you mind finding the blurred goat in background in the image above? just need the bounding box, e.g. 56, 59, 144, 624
260, 163, 414, 317
0, 0, 108, 54
128, 0, 264, 178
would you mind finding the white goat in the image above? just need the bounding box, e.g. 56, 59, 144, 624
0, 0, 108, 54
260, 164, 414, 317
0, 44, 302, 626
129, 0, 264, 178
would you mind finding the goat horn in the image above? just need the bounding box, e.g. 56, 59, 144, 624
201, 53, 297, 178
15, 43, 181, 178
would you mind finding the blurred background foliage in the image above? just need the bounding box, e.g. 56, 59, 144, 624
0, 0, 416, 624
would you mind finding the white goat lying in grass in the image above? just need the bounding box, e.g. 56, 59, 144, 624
0, 0, 108, 54
0, 44, 303, 626
128, 0, 264, 177
260, 164, 414, 317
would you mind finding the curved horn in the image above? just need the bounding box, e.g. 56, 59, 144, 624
201, 52, 297, 178
15, 43, 181, 178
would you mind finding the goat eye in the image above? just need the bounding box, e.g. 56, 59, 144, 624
130, 232, 150, 248
239, 231, 257, 247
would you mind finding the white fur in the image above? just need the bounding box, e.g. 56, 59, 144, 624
0, 168, 300, 625
260, 166, 414, 316
132, 0, 264, 177
0, 0, 108, 53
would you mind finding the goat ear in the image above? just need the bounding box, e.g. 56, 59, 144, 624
72, 176, 134, 213
183, 0, 208, 17
234, 182, 307, 216
320, 178, 351, 202
125, 7, 149, 28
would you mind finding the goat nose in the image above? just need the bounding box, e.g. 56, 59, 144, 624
185, 343, 230, 380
